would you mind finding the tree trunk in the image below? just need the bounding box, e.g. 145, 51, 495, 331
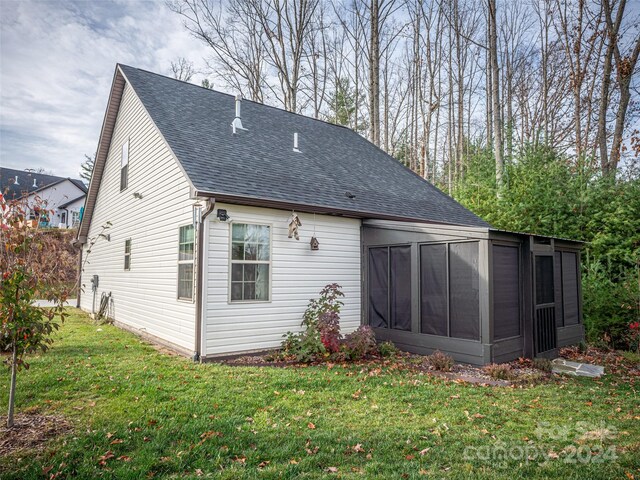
488, 0, 504, 194
609, 80, 632, 173
369, 0, 380, 146
7, 346, 17, 428
603, 0, 639, 174
486, 15, 493, 147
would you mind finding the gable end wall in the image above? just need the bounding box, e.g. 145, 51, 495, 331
80, 82, 196, 353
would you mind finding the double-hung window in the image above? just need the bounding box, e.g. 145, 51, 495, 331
230, 224, 270, 302
178, 225, 195, 300
124, 239, 131, 270
120, 139, 129, 191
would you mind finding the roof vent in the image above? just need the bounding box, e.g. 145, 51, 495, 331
33, 178, 38, 187
293, 132, 300, 152
231, 93, 246, 134
14, 175, 19, 185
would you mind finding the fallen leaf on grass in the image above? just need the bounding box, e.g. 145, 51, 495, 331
110, 439, 124, 445
307, 422, 316, 429
98, 450, 115, 466
419, 448, 430, 455
326, 467, 338, 473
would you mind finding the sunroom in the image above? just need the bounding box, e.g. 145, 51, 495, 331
362, 220, 584, 365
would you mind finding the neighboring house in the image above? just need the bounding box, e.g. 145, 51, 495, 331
0, 167, 87, 228
77, 64, 584, 365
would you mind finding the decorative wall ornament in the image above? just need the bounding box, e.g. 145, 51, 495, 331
288, 212, 302, 240
310, 236, 320, 251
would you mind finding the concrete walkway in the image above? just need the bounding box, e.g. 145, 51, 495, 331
34, 299, 77, 308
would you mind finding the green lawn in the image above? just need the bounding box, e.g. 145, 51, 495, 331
1, 310, 638, 479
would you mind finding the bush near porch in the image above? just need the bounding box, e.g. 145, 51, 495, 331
1, 309, 639, 479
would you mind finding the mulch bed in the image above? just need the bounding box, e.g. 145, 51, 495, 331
216, 350, 552, 387
0, 413, 72, 457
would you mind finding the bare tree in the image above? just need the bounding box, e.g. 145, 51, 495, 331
170, 57, 196, 82
601, 0, 640, 174
247, 0, 320, 112
487, 0, 503, 193
168, 0, 267, 102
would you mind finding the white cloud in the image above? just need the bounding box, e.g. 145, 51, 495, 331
0, 0, 212, 178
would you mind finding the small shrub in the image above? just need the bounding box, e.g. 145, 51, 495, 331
282, 328, 325, 363
427, 351, 454, 372
532, 357, 553, 372
343, 326, 377, 360
317, 311, 342, 353
378, 341, 400, 358
482, 363, 514, 380
281, 284, 344, 363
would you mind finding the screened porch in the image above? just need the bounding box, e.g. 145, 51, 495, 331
362, 220, 584, 365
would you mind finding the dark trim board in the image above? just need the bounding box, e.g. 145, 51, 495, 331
373, 328, 489, 365
557, 324, 585, 348
492, 336, 524, 364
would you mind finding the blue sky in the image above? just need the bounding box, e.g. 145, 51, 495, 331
0, 0, 211, 178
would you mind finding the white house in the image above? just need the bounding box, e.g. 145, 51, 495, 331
78, 65, 583, 364
0, 167, 87, 228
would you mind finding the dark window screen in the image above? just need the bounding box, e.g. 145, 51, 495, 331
562, 252, 580, 325
368, 248, 389, 328
449, 242, 480, 340
493, 245, 520, 339
390, 246, 412, 331
420, 244, 448, 336
554, 252, 564, 327
535, 256, 554, 305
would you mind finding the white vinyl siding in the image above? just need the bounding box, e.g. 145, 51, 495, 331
204, 203, 361, 356
79, 82, 196, 353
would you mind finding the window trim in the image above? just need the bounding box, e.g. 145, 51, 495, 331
177, 224, 196, 302
120, 138, 129, 192
124, 238, 131, 271
228, 221, 272, 304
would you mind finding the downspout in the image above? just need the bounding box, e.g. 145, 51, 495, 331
194, 198, 215, 362
76, 247, 83, 308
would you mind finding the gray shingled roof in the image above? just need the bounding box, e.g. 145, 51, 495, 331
0, 167, 87, 200
120, 65, 489, 228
